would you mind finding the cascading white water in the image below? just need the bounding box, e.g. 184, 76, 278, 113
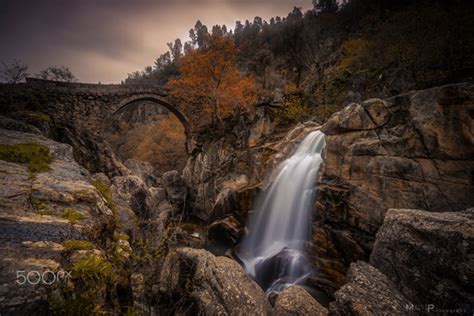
237, 130, 325, 295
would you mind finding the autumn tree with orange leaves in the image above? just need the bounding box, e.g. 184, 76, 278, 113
167, 35, 257, 126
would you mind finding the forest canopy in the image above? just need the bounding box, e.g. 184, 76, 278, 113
124, 0, 474, 122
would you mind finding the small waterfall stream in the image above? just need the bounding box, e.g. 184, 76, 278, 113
237, 130, 326, 296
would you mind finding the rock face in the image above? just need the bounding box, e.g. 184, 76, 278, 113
110, 174, 168, 233
329, 261, 411, 316
273, 285, 328, 316
313, 83, 474, 291
0, 129, 114, 314
0, 115, 43, 135
124, 159, 160, 187
159, 247, 272, 315
370, 208, 474, 313
162, 170, 187, 207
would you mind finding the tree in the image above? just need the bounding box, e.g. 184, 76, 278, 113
313, 0, 339, 13
154, 52, 171, 71
36, 66, 77, 82
194, 20, 210, 48
167, 39, 183, 61
166, 35, 257, 126
0, 59, 29, 83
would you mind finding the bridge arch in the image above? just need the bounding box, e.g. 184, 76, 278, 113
112, 93, 194, 153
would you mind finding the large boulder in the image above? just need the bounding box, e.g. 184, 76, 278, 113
370, 208, 474, 313
0, 129, 114, 314
207, 215, 243, 254
273, 285, 328, 316
329, 261, 411, 316
312, 83, 474, 291
159, 247, 272, 315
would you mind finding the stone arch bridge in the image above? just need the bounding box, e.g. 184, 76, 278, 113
26, 78, 192, 143
1, 78, 196, 175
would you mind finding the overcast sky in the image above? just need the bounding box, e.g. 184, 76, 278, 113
0, 0, 312, 83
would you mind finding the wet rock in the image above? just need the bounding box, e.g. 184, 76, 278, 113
264, 122, 320, 173
254, 248, 313, 292
313, 83, 474, 292
370, 208, 474, 313
274, 285, 328, 316
162, 170, 187, 206
329, 261, 411, 316
159, 247, 272, 315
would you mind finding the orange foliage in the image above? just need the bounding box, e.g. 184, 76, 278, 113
166, 36, 257, 125
107, 114, 187, 173
132, 118, 187, 172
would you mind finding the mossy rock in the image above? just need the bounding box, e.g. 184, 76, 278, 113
0, 142, 52, 175
61, 207, 85, 224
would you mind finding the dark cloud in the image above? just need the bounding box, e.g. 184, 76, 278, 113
0, 0, 312, 83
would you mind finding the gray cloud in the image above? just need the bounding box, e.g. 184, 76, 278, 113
0, 0, 312, 83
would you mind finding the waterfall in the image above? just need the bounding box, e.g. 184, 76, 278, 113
237, 130, 326, 295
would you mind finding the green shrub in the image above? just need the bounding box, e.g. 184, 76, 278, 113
338, 37, 369, 72
50, 255, 114, 315
274, 93, 314, 127
61, 207, 85, 224
70, 255, 115, 285
63, 240, 94, 252
0, 142, 52, 175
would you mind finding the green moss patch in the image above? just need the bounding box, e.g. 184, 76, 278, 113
61, 207, 85, 224
63, 240, 94, 252
0, 142, 52, 175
